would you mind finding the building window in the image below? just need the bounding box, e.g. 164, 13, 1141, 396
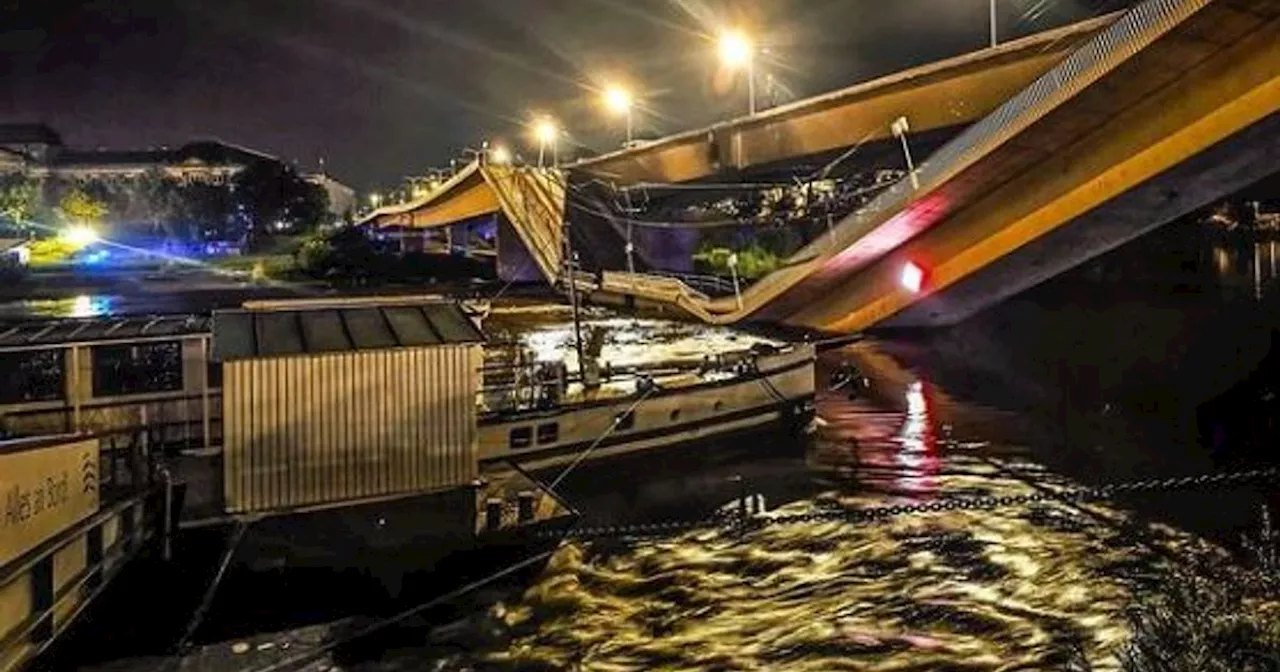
615, 410, 635, 431
536, 422, 559, 445
92, 342, 183, 397
0, 351, 64, 404
509, 426, 532, 450
207, 360, 223, 388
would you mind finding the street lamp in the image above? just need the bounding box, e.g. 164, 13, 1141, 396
62, 225, 98, 248
603, 85, 634, 145
891, 116, 919, 190
533, 117, 558, 167
490, 144, 512, 165
718, 29, 756, 115
369, 192, 382, 209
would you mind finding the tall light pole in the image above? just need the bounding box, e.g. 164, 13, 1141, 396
603, 85, 634, 146
989, 0, 998, 47
891, 116, 919, 190
533, 117, 558, 167
718, 29, 756, 115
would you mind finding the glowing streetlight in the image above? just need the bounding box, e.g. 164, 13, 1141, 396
532, 117, 559, 167
603, 85, 634, 145
717, 29, 756, 115
369, 192, 382, 209
61, 225, 99, 248
489, 144, 512, 165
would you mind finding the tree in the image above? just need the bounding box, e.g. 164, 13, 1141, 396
57, 187, 108, 227
133, 169, 186, 240
232, 161, 330, 248
295, 227, 380, 283
0, 174, 40, 233
178, 181, 237, 242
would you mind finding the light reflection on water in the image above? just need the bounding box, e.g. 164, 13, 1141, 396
394, 341, 1224, 671
1211, 241, 1280, 300
11, 294, 118, 319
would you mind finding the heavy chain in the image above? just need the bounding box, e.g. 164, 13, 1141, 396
548, 467, 1280, 541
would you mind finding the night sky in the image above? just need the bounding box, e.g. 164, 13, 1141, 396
1, 0, 1130, 191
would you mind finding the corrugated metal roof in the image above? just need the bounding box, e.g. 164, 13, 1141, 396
0, 315, 211, 350
212, 302, 484, 361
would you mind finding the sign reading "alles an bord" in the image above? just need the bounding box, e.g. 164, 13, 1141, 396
0, 438, 100, 568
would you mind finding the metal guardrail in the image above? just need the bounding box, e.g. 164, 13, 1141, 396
589, 0, 1205, 323
792, 0, 1204, 265
650, 271, 738, 297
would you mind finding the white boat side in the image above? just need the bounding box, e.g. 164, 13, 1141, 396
478, 344, 816, 471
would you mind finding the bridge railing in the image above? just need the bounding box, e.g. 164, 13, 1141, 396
784, 0, 1197, 268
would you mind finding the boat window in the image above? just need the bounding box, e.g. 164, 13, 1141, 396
0, 350, 64, 404
509, 426, 532, 450
536, 422, 559, 444
713, 400, 724, 412
669, 409, 681, 422
92, 341, 183, 397
615, 410, 635, 431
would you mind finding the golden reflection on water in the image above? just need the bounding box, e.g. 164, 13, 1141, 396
425, 342, 1228, 671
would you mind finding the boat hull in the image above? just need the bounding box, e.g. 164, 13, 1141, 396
478, 346, 816, 472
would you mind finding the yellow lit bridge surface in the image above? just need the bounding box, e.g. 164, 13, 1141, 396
369, 0, 1280, 333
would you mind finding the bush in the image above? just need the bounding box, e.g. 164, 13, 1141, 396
1074, 509, 1280, 671
27, 239, 78, 266
212, 253, 297, 281
295, 235, 336, 277
692, 244, 781, 281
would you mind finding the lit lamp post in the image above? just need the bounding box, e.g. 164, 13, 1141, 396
891, 116, 919, 190
603, 85, 634, 146
369, 192, 382, 210
490, 144, 513, 165
533, 118, 559, 167
718, 29, 756, 115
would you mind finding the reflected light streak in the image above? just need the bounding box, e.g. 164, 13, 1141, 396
895, 379, 941, 498
1213, 246, 1232, 275
69, 295, 112, 318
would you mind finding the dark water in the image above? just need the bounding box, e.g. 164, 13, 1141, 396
44, 226, 1280, 670
350, 228, 1278, 671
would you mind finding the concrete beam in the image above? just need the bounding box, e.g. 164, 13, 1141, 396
885, 111, 1280, 327
785, 9, 1280, 332
573, 15, 1113, 186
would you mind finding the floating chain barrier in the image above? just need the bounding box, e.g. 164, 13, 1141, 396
546, 467, 1280, 541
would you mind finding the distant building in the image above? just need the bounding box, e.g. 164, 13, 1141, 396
0, 124, 62, 171
0, 123, 325, 187
304, 172, 357, 221
46, 141, 277, 185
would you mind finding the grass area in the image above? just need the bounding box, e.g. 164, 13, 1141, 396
27, 239, 81, 266
693, 245, 782, 281
210, 254, 299, 282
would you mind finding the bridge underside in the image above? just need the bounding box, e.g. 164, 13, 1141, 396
364, 1, 1279, 335
781, 0, 1280, 332
884, 111, 1280, 328
576, 15, 1112, 185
